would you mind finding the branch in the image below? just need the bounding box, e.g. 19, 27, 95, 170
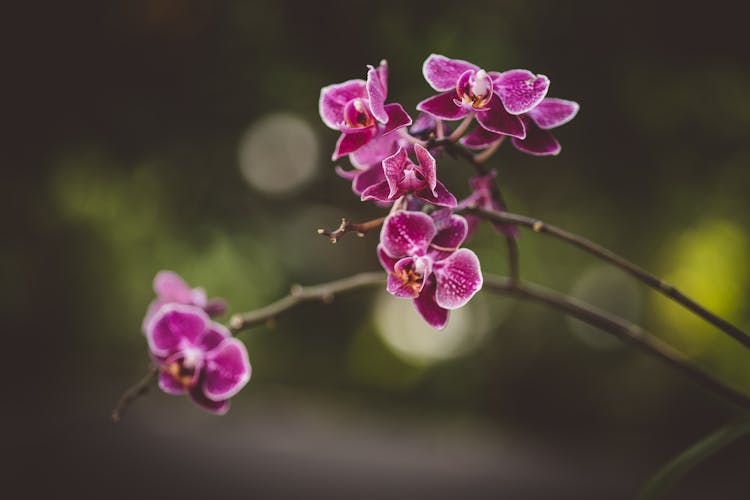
467, 207, 750, 351
636, 418, 750, 500
484, 276, 750, 412
111, 365, 158, 423
317, 217, 386, 243
229, 271, 385, 331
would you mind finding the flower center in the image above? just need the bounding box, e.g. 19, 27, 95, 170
395, 257, 430, 294
343, 98, 375, 129
456, 69, 493, 109
163, 348, 202, 388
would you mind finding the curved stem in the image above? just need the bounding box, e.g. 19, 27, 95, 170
484, 276, 750, 412
111, 365, 158, 423
636, 418, 750, 500
466, 207, 750, 351
448, 113, 475, 142
113, 272, 750, 420
229, 271, 386, 331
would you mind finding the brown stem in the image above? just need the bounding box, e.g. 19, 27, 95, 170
111, 365, 158, 423
229, 271, 385, 331
317, 217, 386, 243
484, 276, 750, 412
467, 207, 750, 351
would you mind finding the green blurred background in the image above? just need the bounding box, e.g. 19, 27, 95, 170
5, 0, 750, 498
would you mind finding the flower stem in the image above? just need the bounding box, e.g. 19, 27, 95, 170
111, 365, 158, 423
466, 207, 750, 351
229, 271, 386, 331
447, 113, 475, 142
636, 418, 750, 500
317, 216, 386, 243
484, 276, 750, 412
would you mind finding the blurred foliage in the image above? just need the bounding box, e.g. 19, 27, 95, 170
6, 0, 750, 445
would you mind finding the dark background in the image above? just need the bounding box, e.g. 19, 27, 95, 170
5, 1, 750, 498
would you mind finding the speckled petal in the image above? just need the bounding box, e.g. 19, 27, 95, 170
475, 95, 525, 138
203, 338, 251, 401
492, 70, 549, 115
414, 144, 437, 194
360, 180, 393, 203
382, 103, 412, 134
413, 277, 449, 329
423, 54, 479, 91
332, 130, 373, 160
431, 212, 468, 254
415, 181, 457, 208
417, 91, 469, 120
511, 117, 561, 156
382, 147, 409, 198
146, 304, 210, 358
433, 249, 483, 309
319, 79, 367, 130
527, 98, 579, 130
367, 61, 389, 124
460, 126, 505, 149
380, 211, 436, 258
349, 131, 398, 168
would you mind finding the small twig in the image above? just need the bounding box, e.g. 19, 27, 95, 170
484, 276, 750, 412
229, 271, 385, 331
111, 365, 158, 423
468, 207, 750, 351
473, 136, 505, 164
447, 113, 475, 142
317, 217, 386, 243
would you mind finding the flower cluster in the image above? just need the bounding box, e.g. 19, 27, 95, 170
320, 54, 578, 327
142, 271, 251, 414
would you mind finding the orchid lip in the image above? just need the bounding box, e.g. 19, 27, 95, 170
343, 98, 375, 129
456, 69, 493, 110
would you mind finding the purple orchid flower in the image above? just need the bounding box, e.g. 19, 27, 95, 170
142, 270, 227, 333
377, 210, 483, 329
360, 145, 457, 208
319, 60, 412, 166
145, 304, 251, 414
457, 170, 519, 238
461, 97, 579, 156
416, 54, 550, 139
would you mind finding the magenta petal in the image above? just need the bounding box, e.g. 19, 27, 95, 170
367, 62, 389, 124
433, 249, 483, 309
414, 144, 437, 194
492, 69, 549, 115
351, 163, 386, 195
387, 256, 432, 298
377, 244, 399, 272
360, 180, 394, 203
197, 323, 230, 352
147, 304, 210, 358
154, 270, 193, 303
142, 299, 165, 334
460, 126, 505, 149
512, 117, 561, 156
413, 277, 449, 329
189, 386, 231, 415
319, 79, 367, 129
380, 211, 436, 258
416, 181, 457, 208
382, 103, 412, 134
203, 338, 251, 401
382, 147, 409, 198
333, 130, 373, 160
417, 91, 469, 120
527, 97, 579, 130
349, 131, 398, 168
422, 54, 479, 91
476, 95, 525, 138
431, 212, 468, 251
